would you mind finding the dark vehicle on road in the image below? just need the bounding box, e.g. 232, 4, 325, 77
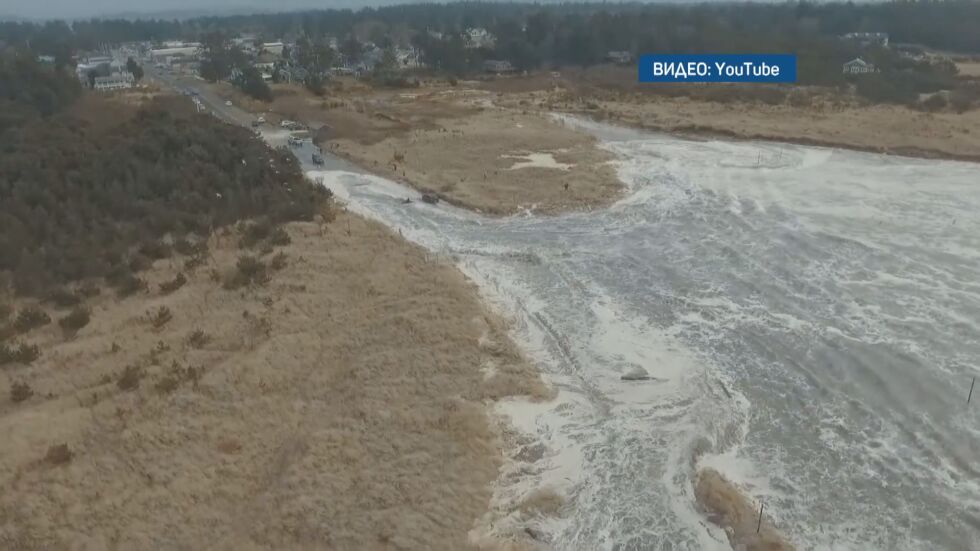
312, 152, 324, 166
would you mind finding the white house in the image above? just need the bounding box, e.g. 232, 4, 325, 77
842, 57, 876, 75
465, 28, 496, 49
93, 72, 135, 92
262, 42, 285, 56
150, 45, 200, 62
606, 51, 632, 65
483, 60, 515, 74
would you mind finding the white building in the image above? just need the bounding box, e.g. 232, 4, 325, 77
150, 45, 200, 62
607, 51, 632, 65
465, 28, 495, 49
842, 57, 876, 75
262, 42, 285, 56
483, 60, 515, 74
93, 72, 135, 92
842, 32, 889, 48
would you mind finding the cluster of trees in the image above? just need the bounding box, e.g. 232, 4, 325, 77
0, 92, 329, 298
196, 31, 272, 101
0, 50, 81, 135
289, 35, 336, 94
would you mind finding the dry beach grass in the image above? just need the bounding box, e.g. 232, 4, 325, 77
0, 213, 549, 550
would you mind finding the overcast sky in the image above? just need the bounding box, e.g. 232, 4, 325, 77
1, 0, 414, 20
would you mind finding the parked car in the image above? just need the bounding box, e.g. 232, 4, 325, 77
225, 100, 233, 106
281, 120, 296, 128
288, 135, 303, 146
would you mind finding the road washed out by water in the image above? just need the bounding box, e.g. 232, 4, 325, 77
305, 118, 980, 550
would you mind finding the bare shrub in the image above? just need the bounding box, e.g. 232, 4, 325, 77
156, 360, 202, 394
268, 227, 291, 246
58, 306, 91, 336
155, 374, 180, 394
223, 255, 268, 289
128, 253, 152, 272
148, 340, 170, 365
174, 237, 207, 256
147, 306, 173, 329
117, 365, 143, 391
0, 342, 41, 366
10, 381, 33, 403
47, 287, 82, 308
14, 306, 50, 333
159, 273, 188, 295
115, 274, 148, 298
77, 283, 101, 298
240, 219, 273, 248
187, 329, 211, 349
45, 444, 73, 465
270, 251, 288, 271
139, 240, 173, 260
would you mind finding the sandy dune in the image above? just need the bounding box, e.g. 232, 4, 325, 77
324, 107, 622, 215
0, 212, 548, 550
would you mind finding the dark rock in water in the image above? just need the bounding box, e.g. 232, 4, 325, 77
621, 366, 652, 381
525, 527, 548, 541
420, 193, 440, 204
515, 442, 547, 463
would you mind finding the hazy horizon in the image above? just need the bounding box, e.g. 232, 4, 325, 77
0, 0, 785, 23
2, 0, 424, 21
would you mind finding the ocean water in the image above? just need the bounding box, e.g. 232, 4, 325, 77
304, 120, 980, 550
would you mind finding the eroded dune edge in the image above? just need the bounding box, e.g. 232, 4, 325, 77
696, 468, 796, 551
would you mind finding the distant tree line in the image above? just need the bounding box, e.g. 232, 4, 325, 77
0, 86, 328, 297
2, 1, 978, 105
3, 2, 979, 58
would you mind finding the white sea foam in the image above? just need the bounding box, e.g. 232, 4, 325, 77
304, 118, 980, 550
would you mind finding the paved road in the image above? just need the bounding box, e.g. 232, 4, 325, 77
145, 65, 362, 174
145, 66, 254, 127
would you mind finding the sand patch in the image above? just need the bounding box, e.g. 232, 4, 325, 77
503, 153, 573, 171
